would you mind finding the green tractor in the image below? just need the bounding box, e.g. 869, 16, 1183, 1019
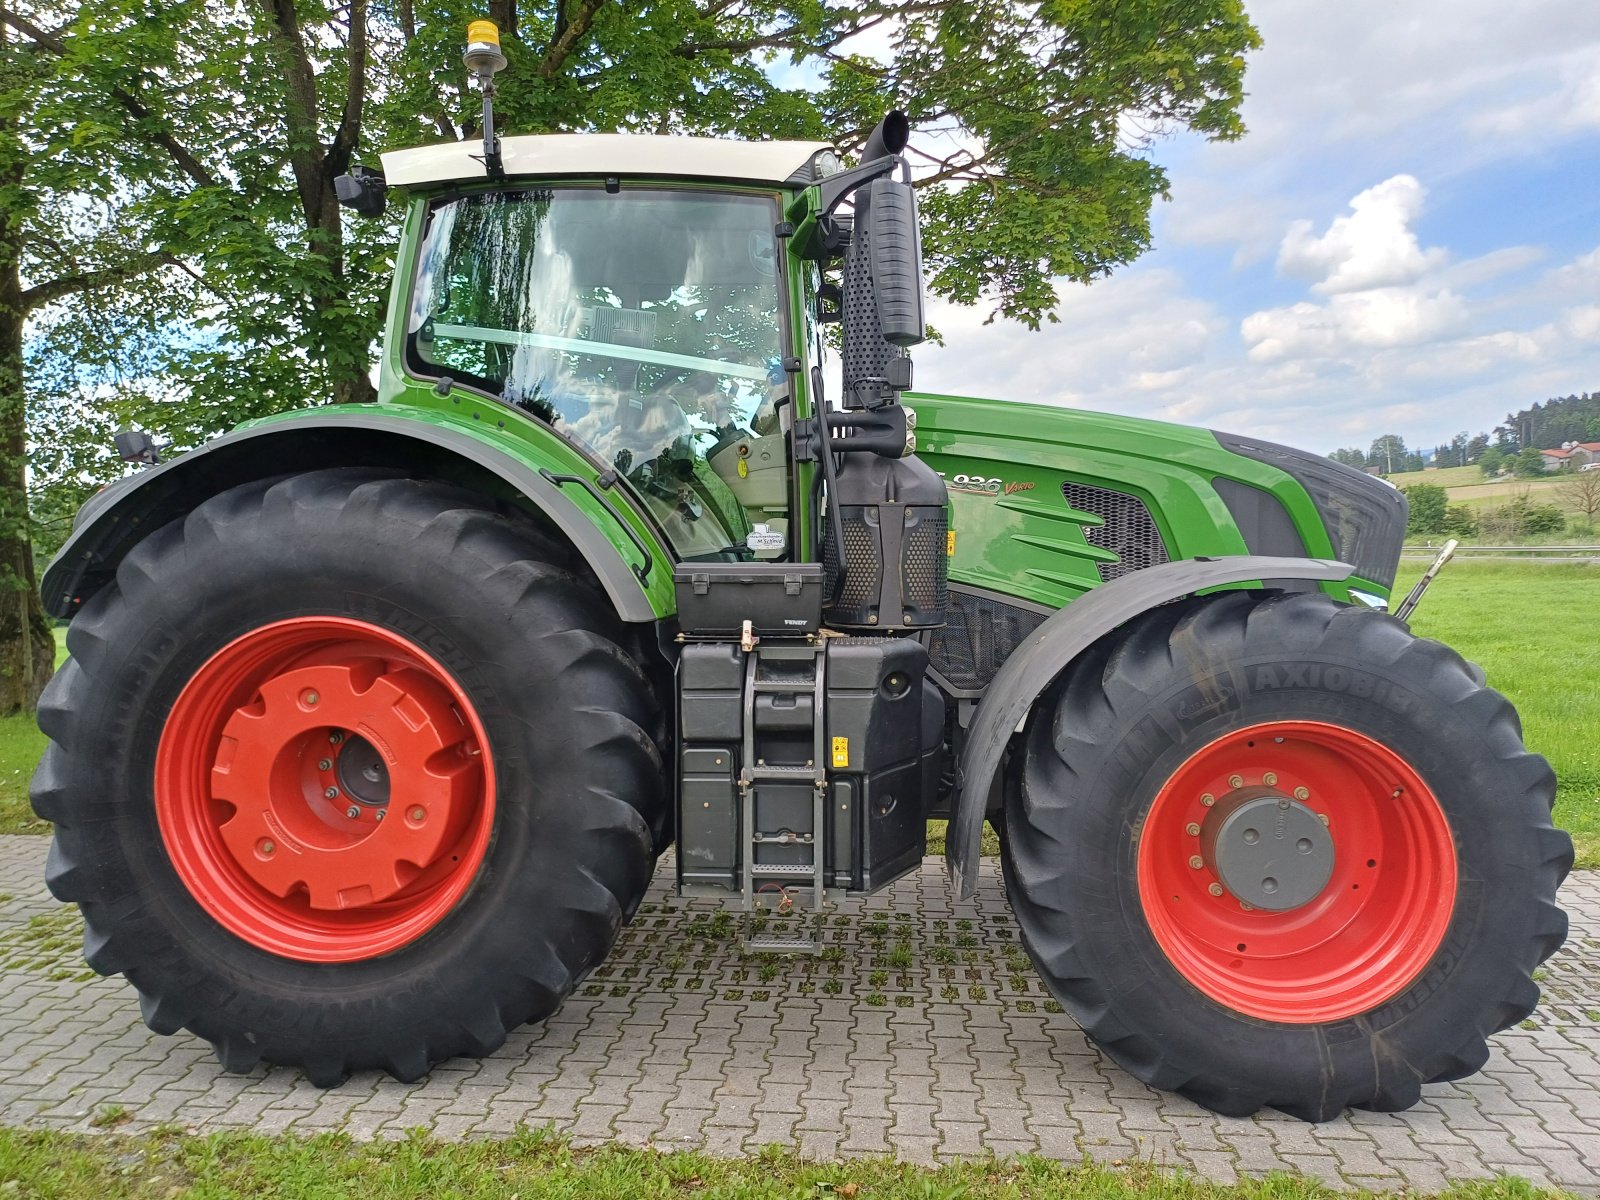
33, 24, 1569, 1121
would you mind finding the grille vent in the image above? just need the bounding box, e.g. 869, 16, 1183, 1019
822, 517, 881, 613
902, 510, 949, 613
927, 590, 1046, 691
1061, 482, 1170, 583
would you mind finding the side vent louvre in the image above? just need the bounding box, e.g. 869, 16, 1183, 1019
926, 589, 1047, 692
1061, 482, 1170, 583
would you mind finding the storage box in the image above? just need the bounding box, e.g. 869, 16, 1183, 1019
672, 562, 824, 638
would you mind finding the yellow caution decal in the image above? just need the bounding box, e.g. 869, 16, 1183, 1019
947, 529, 956, 556
831, 736, 850, 768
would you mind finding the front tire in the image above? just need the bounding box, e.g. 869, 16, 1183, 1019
33, 470, 666, 1084
1004, 590, 1571, 1120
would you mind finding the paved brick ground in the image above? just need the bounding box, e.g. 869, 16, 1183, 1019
0, 833, 1596, 1192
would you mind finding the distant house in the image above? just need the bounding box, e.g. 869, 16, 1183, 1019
1541, 448, 1574, 470
1539, 442, 1600, 470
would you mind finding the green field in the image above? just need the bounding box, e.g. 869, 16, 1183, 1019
1395, 559, 1600, 866
0, 1125, 1575, 1200
4, 563, 1597, 867
1383, 464, 1585, 521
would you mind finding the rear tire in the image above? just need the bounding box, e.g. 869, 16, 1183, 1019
1003, 590, 1571, 1120
32, 470, 666, 1084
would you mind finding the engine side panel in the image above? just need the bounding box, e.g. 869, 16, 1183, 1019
906, 391, 1382, 613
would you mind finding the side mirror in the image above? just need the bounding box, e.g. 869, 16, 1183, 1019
865, 177, 924, 348
334, 165, 387, 217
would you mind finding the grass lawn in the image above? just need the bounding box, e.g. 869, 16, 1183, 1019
0, 1125, 1575, 1199
3, 565, 1596, 868
0, 629, 64, 836
1395, 558, 1600, 868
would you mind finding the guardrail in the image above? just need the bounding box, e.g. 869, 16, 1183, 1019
1402, 544, 1600, 560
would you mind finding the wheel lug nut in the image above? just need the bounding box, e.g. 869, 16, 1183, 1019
1319, 813, 1330, 826
1263, 772, 1277, 786
1228, 774, 1243, 789
408, 806, 426, 823
375, 809, 386, 822
1240, 901, 1254, 911
257, 839, 275, 856
324, 786, 339, 800
346, 805, 360, 819
1200, 793, 1215, 807
1185, 822, 1201, 836
328, 731, 345, 745
318, 758, 333, 771
302, 690, 319, 707
1188, 855, 1204, 869
1294, 786, 1310, 801
1208, 883, 1224, 897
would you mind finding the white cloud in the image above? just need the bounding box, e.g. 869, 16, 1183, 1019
1276, 176, 1446, 294
1242, 287, 1470, 361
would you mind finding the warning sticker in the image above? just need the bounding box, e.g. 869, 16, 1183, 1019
946, 529, 956, 556
831, 736, 850, 768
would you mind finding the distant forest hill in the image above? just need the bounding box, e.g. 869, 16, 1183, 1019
1328, 391, 1600, 473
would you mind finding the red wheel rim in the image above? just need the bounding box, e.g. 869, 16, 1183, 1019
1136, 720, 1456, 1022
155, 617, 494, 962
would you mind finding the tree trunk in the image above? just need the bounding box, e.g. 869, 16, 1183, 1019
0, 104, 57, 714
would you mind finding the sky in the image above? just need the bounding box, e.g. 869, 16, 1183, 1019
911, 0, 1600, 457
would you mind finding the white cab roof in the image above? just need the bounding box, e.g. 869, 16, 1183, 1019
381, 133, 833, 189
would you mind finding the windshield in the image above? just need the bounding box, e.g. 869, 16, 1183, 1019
408, 188, 792, 560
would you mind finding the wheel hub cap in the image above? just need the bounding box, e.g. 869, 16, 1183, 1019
1135, 720, 1458, 1023
1205, 788, 1335, 912
155, 617, 496, 962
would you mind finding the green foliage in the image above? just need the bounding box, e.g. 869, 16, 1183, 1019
1442, 504, 1478, 537
1478, 447, 1505, 476
1401, 483, 1448, 535
1328, 447, 1365, 468
1477, 493, 1566, 539
1513, 447, 1549, 478
9, 0, 1261, 524
0, 1123, 1572, 1199
1494, 391, 1600, 451
1368, 433, 1408, 473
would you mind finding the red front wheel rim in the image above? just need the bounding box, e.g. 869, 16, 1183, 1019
155, 617, 495, 962
1136, 720, 1457, 1022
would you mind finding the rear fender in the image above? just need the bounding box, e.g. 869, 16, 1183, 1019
947, 554, 1354, 898
42, 411, 670, 623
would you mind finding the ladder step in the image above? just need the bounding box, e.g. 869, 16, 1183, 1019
746, 935, 821, 955
746, 765, 816, 778
750, 862, 818, 878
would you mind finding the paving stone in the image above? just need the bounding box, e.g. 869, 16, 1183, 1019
0, 837, 1594, 1193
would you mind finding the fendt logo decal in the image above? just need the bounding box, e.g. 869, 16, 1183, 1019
940, 472, 1036, 497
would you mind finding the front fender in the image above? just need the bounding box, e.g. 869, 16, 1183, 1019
947, 554, 1354, 898
43, 409, 673, 624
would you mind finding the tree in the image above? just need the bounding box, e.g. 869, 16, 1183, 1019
1465, 433, 1489, 464
1401, 483, 1448, 535
1513, 447, 1548, 478
1368, 434, 1407, 474
1478, 446, 1505, 476
1561, 470, 1600, 531
3, 0, 1264, 712
1329, 447, 1366, 468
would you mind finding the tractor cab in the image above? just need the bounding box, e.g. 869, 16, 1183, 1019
376, 113, 938, 589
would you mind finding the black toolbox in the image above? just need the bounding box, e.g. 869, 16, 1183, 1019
672, 562, 824, 638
